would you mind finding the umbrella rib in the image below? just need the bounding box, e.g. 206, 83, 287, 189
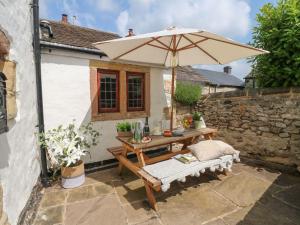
113, 36, 161, 60
177, 38, 209, 51
147, 43, 170, 51
189, 33, 266, 53
182, 35, 222, 64
153, 38, 172, 50
175, 34, 183, 50
163, 36, 174, 66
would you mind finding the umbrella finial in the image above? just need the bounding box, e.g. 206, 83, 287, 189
166, 26, 176, 30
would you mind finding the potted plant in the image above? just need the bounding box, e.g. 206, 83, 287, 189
39, 122, 100, 188
193, 112, 204, 129
116, 121, 132, 137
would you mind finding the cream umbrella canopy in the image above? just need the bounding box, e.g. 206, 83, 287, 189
93, 27, 268, 129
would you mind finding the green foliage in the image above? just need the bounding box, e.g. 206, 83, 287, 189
116, 121, 131, 132
38, 121, 100, 167
174, 82, 202, 106
251, 0, 300, 87
192, 112, 202, 121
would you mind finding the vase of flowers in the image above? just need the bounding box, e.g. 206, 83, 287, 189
193, 112, 206, 129
193, 112, 201, 129
39, 122, 100, 188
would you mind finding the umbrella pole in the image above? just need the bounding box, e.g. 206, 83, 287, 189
170, 66, 176, 131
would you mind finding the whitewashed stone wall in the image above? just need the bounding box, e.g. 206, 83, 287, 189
41, 49, 169, 162
0, 0, 40, 224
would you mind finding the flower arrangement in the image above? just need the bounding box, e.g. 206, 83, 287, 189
39, 122, 100, 168
182, 115, 193, 129
192, 112, 202, 121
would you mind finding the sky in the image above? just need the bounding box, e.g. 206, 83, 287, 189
40, 0, 277, 79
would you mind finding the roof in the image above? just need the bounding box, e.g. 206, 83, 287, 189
40, 20, 120, 51
176, 66, 209, 84
195, 68, 244, 87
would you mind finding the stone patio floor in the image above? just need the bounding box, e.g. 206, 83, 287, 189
33, 162, 300, 225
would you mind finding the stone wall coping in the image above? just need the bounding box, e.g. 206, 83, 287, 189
202, 87, 300, 99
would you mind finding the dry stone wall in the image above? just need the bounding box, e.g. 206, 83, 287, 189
195, 88, 300, 171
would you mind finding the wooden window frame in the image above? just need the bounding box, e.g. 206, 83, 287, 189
126, 72, 145, 112
97, 69, 120, 113
90, 61, 150, 121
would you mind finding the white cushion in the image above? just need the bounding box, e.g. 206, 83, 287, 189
187, 140, 236, 161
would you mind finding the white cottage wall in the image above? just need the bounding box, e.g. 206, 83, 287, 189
0, 0, 40, 224
41, 49, 169, 162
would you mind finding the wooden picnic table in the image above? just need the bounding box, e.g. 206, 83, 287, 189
109, 127, 217, 210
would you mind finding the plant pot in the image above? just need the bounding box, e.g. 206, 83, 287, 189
61, 160, 85, 189
117, 131, 132, 137
194, 120, 201, 129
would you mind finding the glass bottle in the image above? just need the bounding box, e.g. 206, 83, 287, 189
143, 117, 150, 137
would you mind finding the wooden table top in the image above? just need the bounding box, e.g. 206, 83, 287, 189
116, 127, 217, 150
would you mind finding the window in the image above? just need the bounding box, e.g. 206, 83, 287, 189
0, 72, 8, 134
90, 61, 150, 121
127, 72, 145, 111
97, 69, 119, 113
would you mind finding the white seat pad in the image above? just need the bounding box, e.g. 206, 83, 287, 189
143, 152, 240, 192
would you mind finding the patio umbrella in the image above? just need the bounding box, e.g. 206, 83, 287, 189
93, 27, 268, 130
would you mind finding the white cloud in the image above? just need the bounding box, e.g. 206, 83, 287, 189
195, 59, 252, 80
59, 0, 96, 27
117, 11, 129, 34
116, 0, 251, 38
91, 0, 121, 12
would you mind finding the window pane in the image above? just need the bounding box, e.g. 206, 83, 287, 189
98, 71, 118, 112
127, 74, 144, 110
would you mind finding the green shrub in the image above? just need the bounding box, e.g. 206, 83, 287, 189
251, 0, 300, 87
174, 82, 202, 106
116, 121, 131, 132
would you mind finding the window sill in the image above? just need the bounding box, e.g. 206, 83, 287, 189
92, 111, 150, 121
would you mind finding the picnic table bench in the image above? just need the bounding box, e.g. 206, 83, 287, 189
108, 128, 218, 210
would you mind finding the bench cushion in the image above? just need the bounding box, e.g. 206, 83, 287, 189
188, 140, 236, 161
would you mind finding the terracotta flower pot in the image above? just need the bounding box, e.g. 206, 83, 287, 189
61, 160, 85, 189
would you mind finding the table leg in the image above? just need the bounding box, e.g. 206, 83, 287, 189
144, 181, 158, 211
136, 149, 146, 167
203, 133, 213, 140
118, 145, 128, 175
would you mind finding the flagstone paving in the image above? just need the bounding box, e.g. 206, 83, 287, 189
33, 162, 300, 225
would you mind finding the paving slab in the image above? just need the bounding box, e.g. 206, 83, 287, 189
158, 188, 237, 225
213, 172, 272, 207
40, 191, 67, 209
114, 179, 147, 204
204, 219, 227, 225
67, 183, 114, 203
64, 195, 127, 225
133, 217, 163, 225
231, 163, 281, 183
273, 184, 300, 209
223, 203, 296, 225
33, 206, 64, 225
258, 193, 300, 225
123, 200, 157, 225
